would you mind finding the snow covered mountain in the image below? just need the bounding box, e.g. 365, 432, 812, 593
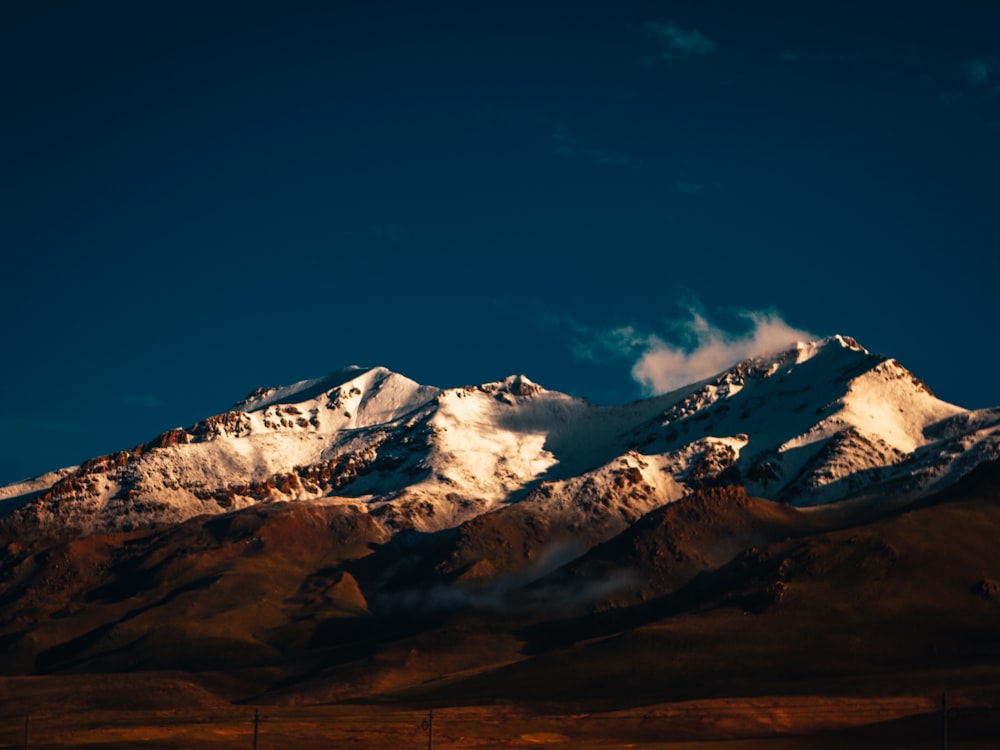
2, 335, 999, 539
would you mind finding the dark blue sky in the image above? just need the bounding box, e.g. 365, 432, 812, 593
3, 1, 999, 484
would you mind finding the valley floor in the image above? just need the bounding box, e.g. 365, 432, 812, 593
1, 677, 1000, 750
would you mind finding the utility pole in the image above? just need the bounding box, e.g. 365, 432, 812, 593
253, 709, 260, 750
941, 692, 948, 750
427, 708, 434, 750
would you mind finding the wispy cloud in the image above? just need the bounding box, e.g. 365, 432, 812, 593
550, 303, 815, 396
561, 320, 646, 363
671, 181, 725, 196
0, 416, 93, 435
643, 21, 716, 63
552, 126, 634, 168
121, 393, 162, 409
367, 222, 409, 245
964, 58, 994, 86
592, 150, 631, 168
672, 181, 705, 195
934, 57, 1000, 109
631, 309, 815, 394
553, 126, 583, 158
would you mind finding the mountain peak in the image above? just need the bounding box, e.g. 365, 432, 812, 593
233, 366, 401, 412
490, 374, 544, 397
785, 334, 869, 364
825, 334, 867, 352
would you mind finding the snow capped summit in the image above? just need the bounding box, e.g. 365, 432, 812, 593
234, 366, 440, 425
628, 332, 982, 504
2, 337, 999, 539
478, 374, 545, 398
234, 365, 378, 411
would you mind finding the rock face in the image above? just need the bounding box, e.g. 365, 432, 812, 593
2, 353, 1000, 710
2, 336, 999, 542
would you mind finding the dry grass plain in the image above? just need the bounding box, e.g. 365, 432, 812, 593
0, 688, 1000, 750
1, 675, 1000, 749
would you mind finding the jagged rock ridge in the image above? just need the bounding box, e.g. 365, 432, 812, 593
2, 335, 999, 540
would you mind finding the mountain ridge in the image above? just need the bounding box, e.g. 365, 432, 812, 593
2, 335, 998, 541
3, 338, 1000, 721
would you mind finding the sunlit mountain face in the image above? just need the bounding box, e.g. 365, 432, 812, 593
4, 336, 997, 539
2, 336, 1000, 746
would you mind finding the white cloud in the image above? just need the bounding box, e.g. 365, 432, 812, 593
643, 22, 716, 62
631, 310, 815, 394
553, 305, 815, 396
